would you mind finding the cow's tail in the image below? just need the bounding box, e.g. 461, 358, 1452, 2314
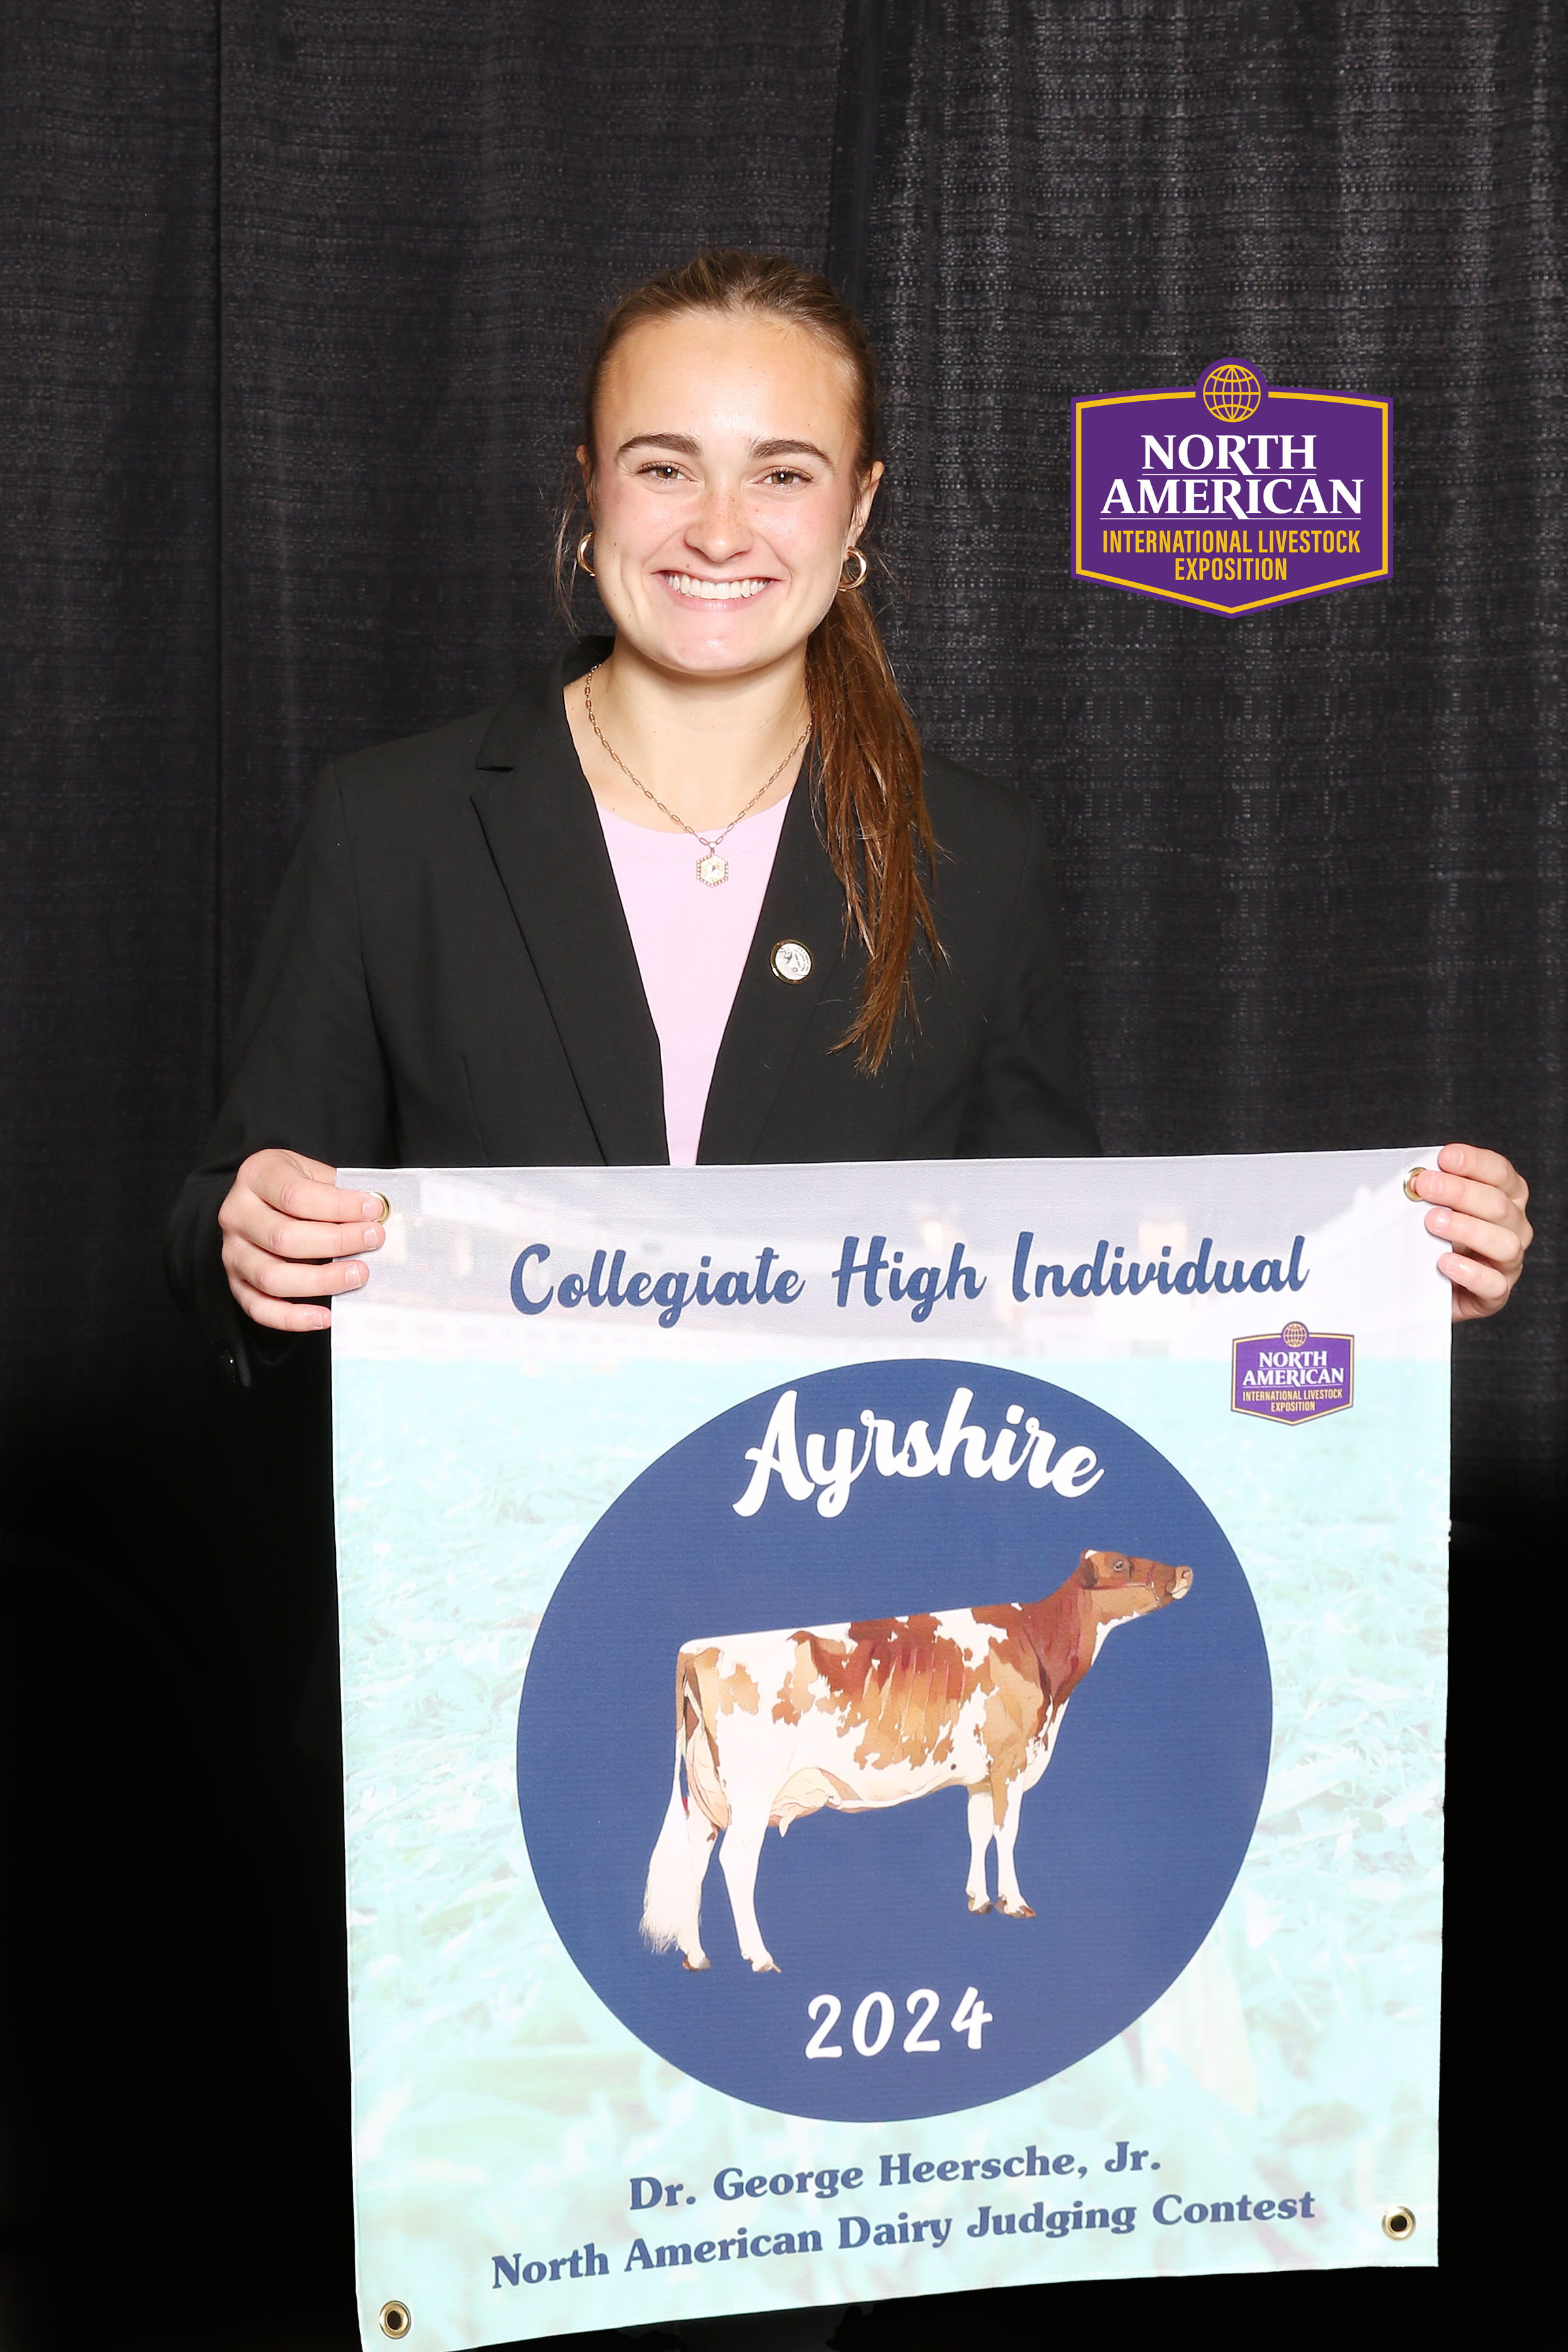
640, 1663, 700, 1955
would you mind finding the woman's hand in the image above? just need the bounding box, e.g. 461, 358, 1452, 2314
218, 1149, 387, 1332
1410, 1144, 1532, 1322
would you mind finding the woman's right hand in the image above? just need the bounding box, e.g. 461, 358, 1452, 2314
218, 1149, 388, 1331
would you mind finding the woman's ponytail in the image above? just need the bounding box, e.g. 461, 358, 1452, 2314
806, 568, 937, 1068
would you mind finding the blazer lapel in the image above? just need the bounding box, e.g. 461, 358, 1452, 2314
470, 645, 669, 1164
698, 771, 849, 1164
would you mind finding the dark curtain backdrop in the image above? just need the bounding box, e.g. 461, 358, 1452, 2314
843, 0, 1563, 1503
1, 3, 1560, 2344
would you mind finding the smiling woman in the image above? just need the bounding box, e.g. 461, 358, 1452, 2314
158, 242, 1531, 2352
164, 251, 1108, 1377
559, 255, 926, 1068
164, 248, 1530, 1378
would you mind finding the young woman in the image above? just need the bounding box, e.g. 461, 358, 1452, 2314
164, 251, 1527, 2352
166, 250, 1529, 1365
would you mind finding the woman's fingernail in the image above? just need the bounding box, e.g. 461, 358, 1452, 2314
361, 1194, 388, 1219
346, 1264, 365, 1288
1429, 1209, 1451, 1233
365, 1225, 384, 1247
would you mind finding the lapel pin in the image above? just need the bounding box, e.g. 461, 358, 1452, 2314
770, 939, 812, 984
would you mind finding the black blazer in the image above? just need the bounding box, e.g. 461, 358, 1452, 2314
166, 640, 1098, 1381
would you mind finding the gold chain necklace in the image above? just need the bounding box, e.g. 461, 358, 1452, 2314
582, 663, 809, 888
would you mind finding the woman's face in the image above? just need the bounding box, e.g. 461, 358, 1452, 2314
582, 309, 880, 681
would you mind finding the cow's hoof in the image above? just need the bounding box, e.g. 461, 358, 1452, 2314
682, 1955, 710, 1972
1000, 1901, 1036, 1919
749, 1957, 780, 1974
968, 1897, 992, 1914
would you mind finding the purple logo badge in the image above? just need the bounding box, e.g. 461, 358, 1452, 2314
1073, 361, 1389, 613
1232, 1324, 1354, 1426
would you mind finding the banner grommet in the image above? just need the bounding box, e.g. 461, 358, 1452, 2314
379, 2302, 412, 2338
1382, 2208, 1416, 2242
1402, 1168, 1427, 1200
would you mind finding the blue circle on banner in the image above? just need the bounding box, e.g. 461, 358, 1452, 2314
517, 1361, 1270, 2124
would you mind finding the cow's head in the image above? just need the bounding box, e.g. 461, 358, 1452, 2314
1074, 1549, 1193, 1618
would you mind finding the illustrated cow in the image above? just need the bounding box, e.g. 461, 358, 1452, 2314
641, 1548, 1193, 1973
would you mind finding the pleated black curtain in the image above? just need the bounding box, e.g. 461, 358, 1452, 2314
1, 5, 1561, 2342
0, 0, 847, 1680
838, 0, 1563, 1499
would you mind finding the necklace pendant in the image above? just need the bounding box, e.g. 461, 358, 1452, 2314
696, 852, 729, 888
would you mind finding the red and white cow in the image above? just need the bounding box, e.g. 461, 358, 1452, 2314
641, 1548, 1192, 1972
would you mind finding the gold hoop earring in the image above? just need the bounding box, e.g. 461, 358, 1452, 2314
841, 546, 868, 590
576, 531, 596, 579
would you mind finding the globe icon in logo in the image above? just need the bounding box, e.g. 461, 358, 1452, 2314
1282, 1320, 1309, 1347
1201, 362, 1263, 423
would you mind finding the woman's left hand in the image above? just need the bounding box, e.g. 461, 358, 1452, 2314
1410, 1144, 1533, 1322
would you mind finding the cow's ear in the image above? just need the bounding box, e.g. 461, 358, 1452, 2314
1079, 1550, 1099, 1588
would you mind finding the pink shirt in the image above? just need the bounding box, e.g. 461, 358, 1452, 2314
595, 794, 792, 1165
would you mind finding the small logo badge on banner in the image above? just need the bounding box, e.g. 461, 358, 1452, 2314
1232, 1323, 1354, 1425
1073, 361, 1389, 613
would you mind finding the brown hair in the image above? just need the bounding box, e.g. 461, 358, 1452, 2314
555, 250, 938, 1071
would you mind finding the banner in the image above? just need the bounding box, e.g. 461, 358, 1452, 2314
332, 1149, 1447, 2347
